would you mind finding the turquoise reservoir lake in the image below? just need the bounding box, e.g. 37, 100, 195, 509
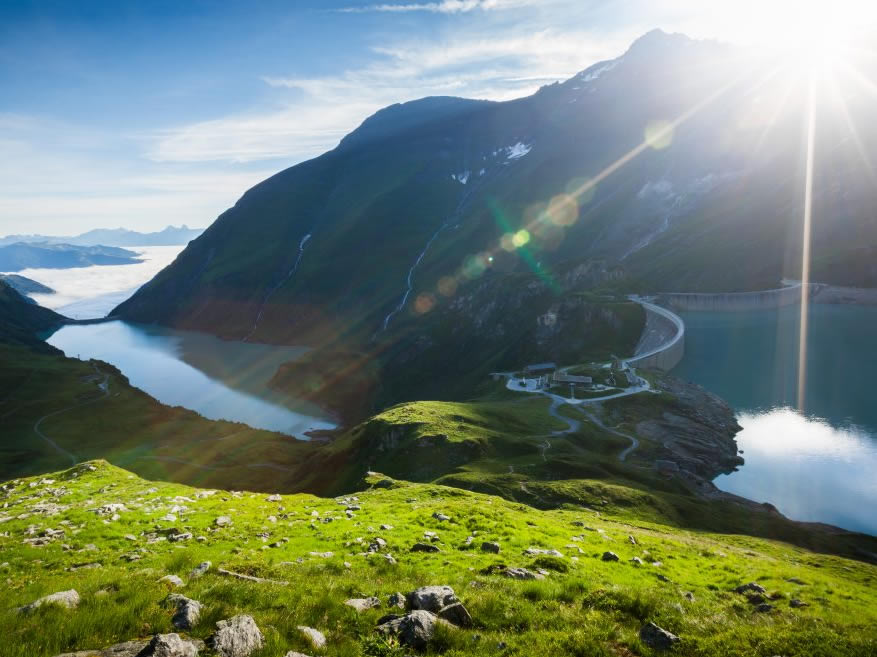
47, 321, 336, 437
673, 304, 877, 535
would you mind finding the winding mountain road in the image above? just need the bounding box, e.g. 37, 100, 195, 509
33, 365, 110, 466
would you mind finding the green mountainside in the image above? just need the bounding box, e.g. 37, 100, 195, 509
1, 462, 874, 657
0, 280, 65, 351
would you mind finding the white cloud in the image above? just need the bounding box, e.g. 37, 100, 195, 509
150, 28, 631, 165
337, 0, 526, 14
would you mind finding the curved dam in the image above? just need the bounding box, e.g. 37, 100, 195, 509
626, 299, 685, 371
657, 283, 805, 312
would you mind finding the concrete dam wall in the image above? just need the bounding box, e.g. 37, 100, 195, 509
658, 283, 804, 312
626, 301, 684, 371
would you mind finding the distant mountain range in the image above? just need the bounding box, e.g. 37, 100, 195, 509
0, 224, 204, 247
0, 243, 141, 272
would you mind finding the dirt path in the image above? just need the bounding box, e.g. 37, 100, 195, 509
577, 406, 640, 461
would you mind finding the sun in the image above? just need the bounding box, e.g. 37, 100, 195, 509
714, 0, 877, 72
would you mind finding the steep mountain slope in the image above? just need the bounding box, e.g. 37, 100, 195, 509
0, 280, 65, 351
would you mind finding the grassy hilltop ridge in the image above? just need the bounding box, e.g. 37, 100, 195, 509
1, 461, 875, 657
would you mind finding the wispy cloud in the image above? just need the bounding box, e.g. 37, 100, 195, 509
151, 28, 631, 165
337, 0, 525, 14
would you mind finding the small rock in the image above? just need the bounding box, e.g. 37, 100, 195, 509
297, 626, 326, 649
503, 567, 544, 580
601, 551, 619, 562
375, 610, 449, 650
380, 524, 394, 531
524, 547, 563, 557
138, 633, 200, 657
214, 516, 232, 527
266, 494, 281, 502
630, 557, 644, 565
159, 575, 185, 588
437, 602, 472, 627
639, 622, 680, 650
755, 603, 774, 613
407, 585, 458, 612
481, 541, 500, 553
432, 512, 450, 522
410, 542, 441, 553
734, 582, 767, 594
790, 599, 809, 608
190, 561, 211, 578
388, 592, 406, 609
166, 594, 202, 630
19, 589, 79, 612
208, 615, 264, 657
345, 597, 381, 612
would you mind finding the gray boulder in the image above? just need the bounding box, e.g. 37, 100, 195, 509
410, 542, 441, 553
345, 597, 381, 612
20, 589, 80, 612
503, 567, 544, 580
639, 622, 680, 650
480, 541, 500, 553
375, 610, 450, 650
437, 602, 472, 627
136, 634, 200, 657
388, 592, 406, 609
407, 585, 458, 612
53, 641, 149, 657
207, 615, 264, 657
601, 551, 620, 562
165, 594, 202, 630
734, 582, 767, 594
159, 575, 184, 588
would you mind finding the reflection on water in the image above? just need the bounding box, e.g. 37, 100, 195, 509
674, 304, 877, 535
715, 408, 877, 534
47, 321, 335, 437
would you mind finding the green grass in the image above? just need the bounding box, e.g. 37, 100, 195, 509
0, 462, 874, 656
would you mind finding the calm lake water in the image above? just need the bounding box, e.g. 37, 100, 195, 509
673, 304, 877, 535
47, 321, 336, 437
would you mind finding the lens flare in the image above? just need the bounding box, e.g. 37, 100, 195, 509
512, 230, 531, 248
644, 120, 674, 150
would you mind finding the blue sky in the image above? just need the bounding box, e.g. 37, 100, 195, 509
1, 0, 866, 235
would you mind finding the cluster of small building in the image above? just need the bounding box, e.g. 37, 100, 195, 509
523, 362, 594, 391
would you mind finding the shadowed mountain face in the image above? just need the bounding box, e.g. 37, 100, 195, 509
0, 280, 65, 351
113, 30, 877, 354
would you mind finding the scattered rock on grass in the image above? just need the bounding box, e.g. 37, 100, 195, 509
481, 541, 500, 553
437, 602, 473, 627
410, 542, 441, 553
407, 585, 458, 612
159, 575, 184, 588
375, 610, 450, 650
601, 551, 619, 562
345, 597, 381, 612
297, 626, 326, 649
189, 561, 211, 578
640, 622, 680, 650
790, 599, 809, 608
19, 589, 79, 612
165, 594, 202, 630
734, 582, 766, 594
388, 592, 406, 609
207, 615, 264, 657
138, 633, 201, 657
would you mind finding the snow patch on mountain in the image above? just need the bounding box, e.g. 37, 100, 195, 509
504, 142, 532, 160
451, 170, 470, 185
580, 58, 621, 83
